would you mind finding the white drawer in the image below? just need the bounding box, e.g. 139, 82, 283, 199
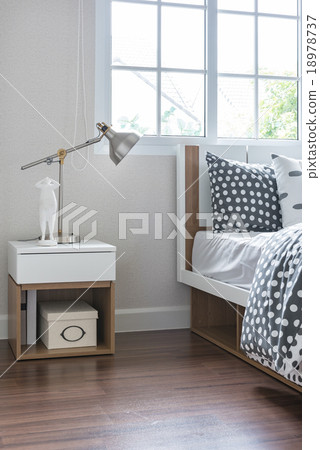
10, 252, 116, 284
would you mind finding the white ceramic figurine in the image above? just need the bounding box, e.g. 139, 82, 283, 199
35, 177, 60, 245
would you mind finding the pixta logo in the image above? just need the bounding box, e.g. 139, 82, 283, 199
57, 202, 98, 242
118, 212, 248, 240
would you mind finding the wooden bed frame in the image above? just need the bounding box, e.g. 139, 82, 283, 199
177, 145, 301, 393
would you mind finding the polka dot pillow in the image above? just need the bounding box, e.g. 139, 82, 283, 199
206, 152, 282, 233
271, 154, 302, 228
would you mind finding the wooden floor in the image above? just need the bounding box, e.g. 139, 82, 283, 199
0, 330, 301, 450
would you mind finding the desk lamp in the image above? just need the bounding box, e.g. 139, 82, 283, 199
21, 122, 141, 243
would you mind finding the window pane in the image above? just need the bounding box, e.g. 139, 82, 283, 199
161, 72, 204, 136
162, 7, 204, 70
258, 0, 297, 16
218, 0, 254, 12
114, 0, 157, 2
164, 0, 204, 4
218, 13, 254, 74
116, 0, 157, 2
112, 3, 157, 68
259, 17, 297, 76
112, 70, 157, 135
218, 77, 255, 138
259, 79, 297, 139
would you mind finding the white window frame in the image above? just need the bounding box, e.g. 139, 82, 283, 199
95, 0, 302, 149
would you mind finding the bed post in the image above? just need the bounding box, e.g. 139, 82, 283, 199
185, 146, 200, 271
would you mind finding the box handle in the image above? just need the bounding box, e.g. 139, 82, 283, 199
60, 325, 86, 342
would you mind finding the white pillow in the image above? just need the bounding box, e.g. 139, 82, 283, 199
271, 154, 302, 227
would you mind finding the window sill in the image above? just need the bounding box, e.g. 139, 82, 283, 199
94, 136, 301, 156
135, 135, 302, 148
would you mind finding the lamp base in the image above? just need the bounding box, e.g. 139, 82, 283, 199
38, 239, 58, 247
55, 233, 80, 244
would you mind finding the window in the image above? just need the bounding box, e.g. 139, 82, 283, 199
110, 0, 206, 137
217, 0, 300, 140
98, 0, 301, 143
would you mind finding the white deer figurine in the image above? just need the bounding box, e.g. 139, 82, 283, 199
35, 177, 60, 245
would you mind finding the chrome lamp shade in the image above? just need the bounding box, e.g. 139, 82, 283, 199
105, 128, 140, 165
103, 127, 141, 165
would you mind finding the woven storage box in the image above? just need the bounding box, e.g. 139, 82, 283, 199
38, 301, 98, 349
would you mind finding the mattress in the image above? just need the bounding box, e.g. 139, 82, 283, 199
192, 230, 277, 290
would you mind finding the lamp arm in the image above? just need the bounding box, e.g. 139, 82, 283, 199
20, 134, 102, 170
20, 122, 110, 170
21, 121, 140, 171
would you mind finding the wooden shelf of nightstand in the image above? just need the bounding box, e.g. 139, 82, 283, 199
20, 341, 114, 360
8, 276, 115, 361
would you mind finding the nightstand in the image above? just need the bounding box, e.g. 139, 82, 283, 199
8, 240, 116, 360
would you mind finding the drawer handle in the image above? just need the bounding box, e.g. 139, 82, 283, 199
60, 326, 86, 342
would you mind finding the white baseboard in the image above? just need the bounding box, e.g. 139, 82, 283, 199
115, 305, 190, 332
0, 315, 8, 340
0, 306, 191, 340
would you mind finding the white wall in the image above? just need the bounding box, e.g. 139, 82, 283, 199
0, 0, 190, 338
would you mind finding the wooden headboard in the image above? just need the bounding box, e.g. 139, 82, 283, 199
184, 146, 206, 270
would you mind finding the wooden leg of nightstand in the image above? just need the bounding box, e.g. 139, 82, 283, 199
109, 281, 115, 353
8, 275, 21, 359
92, 281, 115, 354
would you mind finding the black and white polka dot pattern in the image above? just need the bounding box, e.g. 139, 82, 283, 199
240, 223, 302, 386
272, 154, 302, 228
206, 153, 282, 233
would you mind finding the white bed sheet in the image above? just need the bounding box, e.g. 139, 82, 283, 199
192, 230, 277, 290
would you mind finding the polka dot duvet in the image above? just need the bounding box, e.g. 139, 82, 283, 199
240, 223, 302, 386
